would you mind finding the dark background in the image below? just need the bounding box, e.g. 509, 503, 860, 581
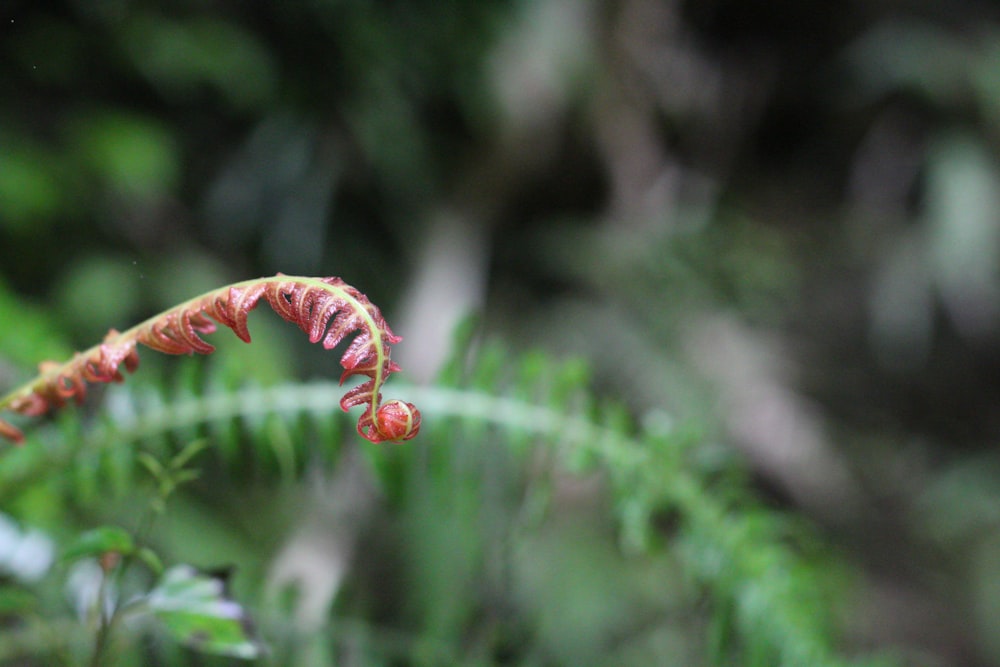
3, 0, 1000, 665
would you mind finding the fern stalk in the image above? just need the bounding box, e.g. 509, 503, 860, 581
0, 275, 420, 445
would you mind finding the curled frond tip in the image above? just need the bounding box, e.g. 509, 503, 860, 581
0, 274, 421, 445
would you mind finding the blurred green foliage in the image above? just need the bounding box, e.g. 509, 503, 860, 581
3, 0, 1000, 665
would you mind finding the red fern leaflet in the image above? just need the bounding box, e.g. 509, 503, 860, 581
0, 275, 420, 445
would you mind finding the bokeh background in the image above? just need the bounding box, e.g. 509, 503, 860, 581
4, 0, 1000, 665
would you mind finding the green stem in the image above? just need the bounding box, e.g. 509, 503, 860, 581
88, 567, 114, 667
85, 444, 201, 666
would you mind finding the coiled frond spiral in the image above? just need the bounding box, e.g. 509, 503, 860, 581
0, 275, 420, 444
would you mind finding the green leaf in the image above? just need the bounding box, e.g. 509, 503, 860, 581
148, 565, 262, 659
171, 438, 210, 470
62, 526, 135, 563
136, 547, 165, 577
0, 586, 38, 615
0, 146, 62, 231
137, 452, 166, 481
69, 111, 179, 199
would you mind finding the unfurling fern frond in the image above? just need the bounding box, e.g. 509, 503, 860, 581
0, 275, 420, 445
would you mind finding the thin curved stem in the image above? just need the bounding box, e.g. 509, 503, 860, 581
0, 275, 420, 444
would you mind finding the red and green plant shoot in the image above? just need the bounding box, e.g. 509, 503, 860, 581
0, 274, 421, 445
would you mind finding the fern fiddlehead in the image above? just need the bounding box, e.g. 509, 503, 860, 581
0, 275, 420, 445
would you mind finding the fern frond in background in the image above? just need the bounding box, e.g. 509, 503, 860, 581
5, 1, 987, 662
0, 341, 898, 666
